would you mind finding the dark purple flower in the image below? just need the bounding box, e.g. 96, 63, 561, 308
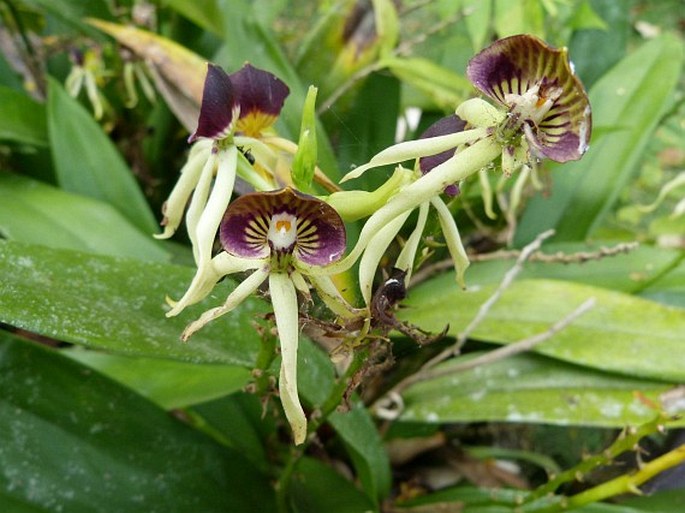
418, 115, 468, 196
189, 63, 290, 143
467, 34, 591, 162
220, 188, 346, 267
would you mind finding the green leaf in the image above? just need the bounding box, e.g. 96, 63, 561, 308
0, 333, 275, 512
0, 86, 47, 146
516, 35, 685, 244
568, 0, 608, 30
494, 0, 545, 39
463, 0, 492, 51
461, 241, 682, 294
383, 56, 471, 110
162, 0, 224, 35
289, 457, 375, 513
0, 173, 170, 261
64, 348, 251, 409
329, 402, 391, 504
639, 256, 685, 308
0, 240, 267, 365
401, 278, 685, 382
46, 78, 158, 234
400, 352, 677, 427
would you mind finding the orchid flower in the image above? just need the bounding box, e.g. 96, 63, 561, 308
154, 63, 290, 274
166, 188, 357, 445
318, 34, 591, 299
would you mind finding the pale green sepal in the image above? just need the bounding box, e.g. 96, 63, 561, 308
478, 168, 497, 220
185, 150, 218, 263
166, 252, 262, 316
359, 210, 411, 305
325, 166, 412, 222
431, 196, 469, 288
292, 86, 319, 192
181, 267, 269, 341
509, 165, 531, 218
455, 97, 505, 128
269, 272, 307, 445
194, 145, 238, 268
290, 270, 311, 299
154, 142, 212, 239
341, 127, 488, 182
315, 137, 501, 276
308, 274, 362, 319
394, 201, 430, 282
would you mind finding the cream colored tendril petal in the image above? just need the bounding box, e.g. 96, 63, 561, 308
478, 168, 497, 220
455, 97, 506, 128
181, 267, 269, 341
154, 141, 213, 239
394, 200, 430, 283
341, 127, 488, 183
166, 252, 262, 317
431, 196, 470, 288
307, 274, 361, 319
194, 145, 238, 268
269, 272, 307, 445
186, 151, 218, 264
313, 137, 501, 277
358, 210, 411, 305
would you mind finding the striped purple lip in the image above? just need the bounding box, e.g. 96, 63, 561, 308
220, 188, 346, 267
467, 34, 591, 163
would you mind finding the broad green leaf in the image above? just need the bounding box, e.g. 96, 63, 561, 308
494, 0, 545, 39
383, 56, 471, 110
400, 352, 677, 427
0, 333, 275, 512
87, 18, 206, 131
397, 485, 665, 512
568, 0, 608, 31
400, 278, 685, 381
330, 402, 391, 504
162, 0, 224, 35
46, 78, 157, 234
0, 173, 169, 261
0, 86, 47, 146
64, 348, 251, 409
516, 35, 685, 244
639, 257, 685, 308
24, 0, 112, 37
461, 242, 681, 294
190, 393, 275, 474
0, 240, 266, 365
289, 457, 375, 513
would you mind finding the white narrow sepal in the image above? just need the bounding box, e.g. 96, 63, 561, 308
341, 128, 487, 183
194, 145, 238, 267
358, 210, 411, 305
394, 200, 429, 283
154, 142, 212, 239
167, 252, 262, 317
269, 273, 307, 445
181, 267, 269, 341
431, 196, 470, 289
186, 151, 218, 264
478, 168, 497, 220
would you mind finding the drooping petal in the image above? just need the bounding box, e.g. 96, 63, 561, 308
189, 63, 239, 142
341, 127, 488, 182
269, 272, 307, 445
181, 267, 269, 341
230, 63, 290, 137
220, 188, 346, 267
467, 34, 591, 162
431, 196, 469, 288
418, 114, 468, 196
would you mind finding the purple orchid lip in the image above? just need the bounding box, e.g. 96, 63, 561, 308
188, 63, 237, 143
419, 115, 468, 196
220, 188, 346, 266
230, 63, 290, 137
467, 34, 592, 163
